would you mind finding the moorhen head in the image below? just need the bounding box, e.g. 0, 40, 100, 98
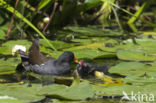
76, 60, 91, 78
76, 60, 109, 78
57, 51, 75, 63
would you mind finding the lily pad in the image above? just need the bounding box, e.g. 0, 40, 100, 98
40, 39, 75, 50
121, 39, 156, 55
123, 72, 156, 85
99, 38, 156, 56
0, 40, 31, 55
117, 49, 156, 61
70, 39, 92, 45
0, 58, 21, 72
0, 84, 44, 103
0, 98, 22, 103
70, 48, 115, 59
143, 84, 156, 96
39, 82, 94, 100
109, 62, 150, 76
93, 85, 143, 96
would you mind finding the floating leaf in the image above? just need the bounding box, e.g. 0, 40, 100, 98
93, 84, 143, 96
117, 49, 156, 61
109, 62, 150, 76
39, 82, 94, 100
0, 58, 21, 72
121, 39, 156, 54
70, 48, 115, 59
99, 38, 156, 56
0, 98, 22, 103
0, 84, 44, 103
40, 39, 75, 50
124, 72, 156, 85
0, 40, 31, 55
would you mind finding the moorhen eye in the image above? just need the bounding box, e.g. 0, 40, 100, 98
16, 38, 76, 76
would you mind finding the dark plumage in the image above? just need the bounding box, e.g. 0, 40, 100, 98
76, 60, 109, 78
28, 38, 49, 65
24, 51, 75, 75
17, 38, 76, 76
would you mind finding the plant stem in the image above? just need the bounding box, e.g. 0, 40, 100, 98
42, 1, 58, 34
6, 0, 19, 38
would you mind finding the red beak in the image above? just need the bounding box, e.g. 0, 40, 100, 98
74, 58, 78, 63
79, 61, 82, 66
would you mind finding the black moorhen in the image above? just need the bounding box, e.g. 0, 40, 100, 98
23, 51, 76, 75
76, 60, 109, 78
17, 38, 77, 76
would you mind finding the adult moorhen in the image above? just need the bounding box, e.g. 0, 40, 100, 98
76, 60, 109, 78
17, 38, 77, 76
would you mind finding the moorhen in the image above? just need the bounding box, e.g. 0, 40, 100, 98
76, 60, 109, 78
17, 38, 77, 76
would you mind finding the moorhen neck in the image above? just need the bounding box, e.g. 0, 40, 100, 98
29, 38, 48, 65
76, 60, 109, 78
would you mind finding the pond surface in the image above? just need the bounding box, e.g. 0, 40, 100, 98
0, 26, 156, 103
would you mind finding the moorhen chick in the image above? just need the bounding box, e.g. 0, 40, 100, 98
17, 38, 77, 76
76, 60, 109, 78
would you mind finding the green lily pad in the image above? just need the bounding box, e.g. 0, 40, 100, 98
0, 58, 21, 72
39, 82, 94, 100
109, 61, 156, 76
93, 85, 143, 96
117, 49, 156, 61
71, 48, 115, 59
0, 84, 44, 103
0, 40, 31, 55
99, 38, 156, 56
70, 39, 92, 44
93, 83, 156, 102
143, 84, 156, 96
121, 39, 156, 55
0, 98, 22, 103
40, 39, 75, 50
124, 72, 156, 85
109, 62, 149, 76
